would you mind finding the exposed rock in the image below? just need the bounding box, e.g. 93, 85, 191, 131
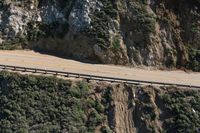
0, 5, 31, 39
39, 3, 66, 24
68, 0, 102, 32
0, 0, 199, 70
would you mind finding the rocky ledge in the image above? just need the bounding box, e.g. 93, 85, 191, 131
0, 0, 200, 71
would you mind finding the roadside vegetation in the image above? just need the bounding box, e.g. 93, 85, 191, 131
186, 47, 200, 72
160, 89, 200, 133
0, 71, 199, 132
0, 71, 107, 133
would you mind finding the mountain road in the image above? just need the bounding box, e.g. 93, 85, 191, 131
0, 50, 199, 87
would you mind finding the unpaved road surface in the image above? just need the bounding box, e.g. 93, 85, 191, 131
0, 50, 199, 86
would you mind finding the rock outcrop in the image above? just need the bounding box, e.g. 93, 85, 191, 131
0, 0, 200, 70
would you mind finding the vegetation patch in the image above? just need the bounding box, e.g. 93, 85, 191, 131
111, 35, 121, 51
186, 47, 200, 71
160, 90, 200, 133
0, 71, 107, 133
132, 3, 156, 35
190, 22, 199, 33
133, 88, 158, 133
86, 0, 117, 48
0, 38, 27, 50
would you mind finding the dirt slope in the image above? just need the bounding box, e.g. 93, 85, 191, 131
90, 81, 200, 133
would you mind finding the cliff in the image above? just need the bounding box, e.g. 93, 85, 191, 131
0, 71, 199, 133
0, 0, 200, 70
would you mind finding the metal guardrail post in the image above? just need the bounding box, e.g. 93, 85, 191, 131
32, 69, 37, 73
136, 82, 140, 85
13, 67, 16, 71
65, 73, 69, 77
44, 70, 47, 74
99, 78, 103, 81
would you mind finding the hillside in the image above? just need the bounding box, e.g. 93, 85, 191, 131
0, 0, 200, 71
0, 1, 200, 133
0, 71, 200, 133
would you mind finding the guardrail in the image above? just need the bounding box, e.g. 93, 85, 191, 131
0, 64, 199, 89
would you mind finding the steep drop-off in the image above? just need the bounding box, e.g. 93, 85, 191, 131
0, 71, 200, 133
0, 0, 200, 70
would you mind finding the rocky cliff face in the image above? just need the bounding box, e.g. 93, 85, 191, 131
0, 0, 200, 70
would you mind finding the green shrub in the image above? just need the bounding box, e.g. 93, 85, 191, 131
112, 35, 121, 51
160, 90, 200, 133
0, 72, 106, 133
86, 0, 117, 48
186, 47, 200, 71
191, 23, 199, 33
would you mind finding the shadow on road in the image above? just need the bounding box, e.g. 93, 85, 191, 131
31, 48, 102, 65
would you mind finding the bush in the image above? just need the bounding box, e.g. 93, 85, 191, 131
0, 71, 106, 133
160, 90, 200, 133
186, 47, 200, 71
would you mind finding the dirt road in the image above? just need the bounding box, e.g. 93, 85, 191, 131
0, 50, 199, 86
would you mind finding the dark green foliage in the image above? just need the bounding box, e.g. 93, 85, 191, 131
0, 37, 28, 50
112, 35, 121, 51
102, 88, 112, 104
160, 90, 200, 133
122, 1, 156, 50
190, 22, 199, 33
27, 21, 68, 41
186, 47, 200, 71
1, 22, 68, 50
0, 72, 105, 133
132, 88, 158, 132
131, 3, 156, 35
86, 0, 117, 48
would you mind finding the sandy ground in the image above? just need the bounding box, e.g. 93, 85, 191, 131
0, 50, 199, 86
